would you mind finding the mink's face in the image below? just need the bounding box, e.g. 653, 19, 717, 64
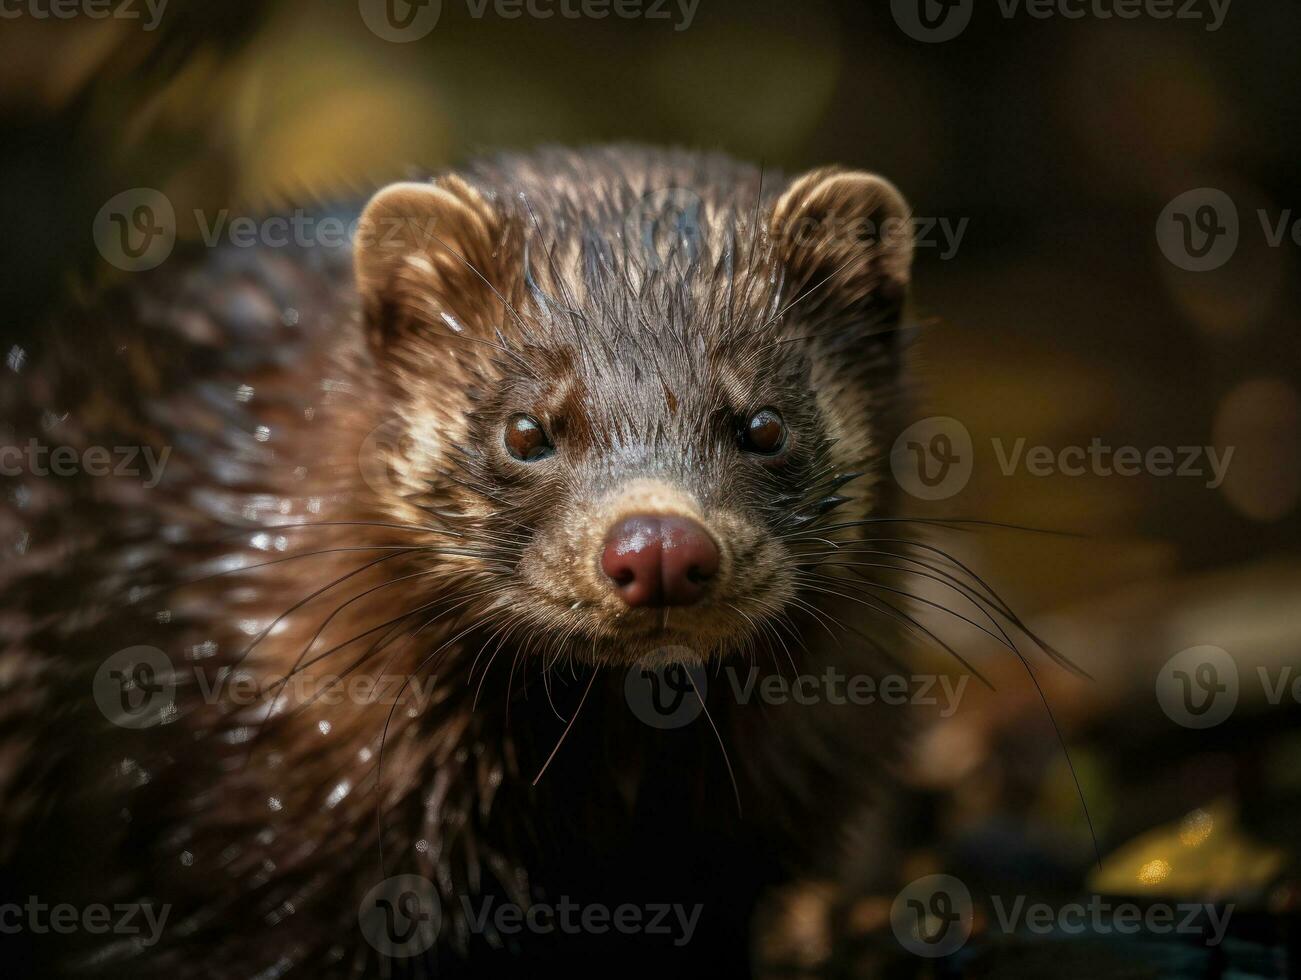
457, 329, 827, 662
354, 165, 913, 664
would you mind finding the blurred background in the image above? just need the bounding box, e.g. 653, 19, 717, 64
2, 0, 1299, 975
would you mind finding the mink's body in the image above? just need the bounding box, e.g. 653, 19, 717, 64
1, 147, 916, 978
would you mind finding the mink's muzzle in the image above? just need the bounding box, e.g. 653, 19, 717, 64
600, 513, 720, 608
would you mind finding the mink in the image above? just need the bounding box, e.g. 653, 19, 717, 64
1, 146, 921, 978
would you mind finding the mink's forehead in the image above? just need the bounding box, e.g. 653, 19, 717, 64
511, 327, 785, 417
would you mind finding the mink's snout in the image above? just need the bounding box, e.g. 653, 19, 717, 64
600, 514, 720, 608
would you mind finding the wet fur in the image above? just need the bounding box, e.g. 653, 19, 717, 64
1, 146, 918, 978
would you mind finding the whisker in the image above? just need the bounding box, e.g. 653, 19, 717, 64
685, 667, 741, 816
794, 579, 991, 690
800, 564, 1017, 653
230, 549, 419, 671
531, 667, 598, 787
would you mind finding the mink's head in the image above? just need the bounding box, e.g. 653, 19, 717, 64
352, 153, 913, 664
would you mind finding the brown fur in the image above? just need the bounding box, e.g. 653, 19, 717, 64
2, 146, 916, 978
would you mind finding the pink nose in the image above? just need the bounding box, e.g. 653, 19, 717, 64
600, 515, 720, 608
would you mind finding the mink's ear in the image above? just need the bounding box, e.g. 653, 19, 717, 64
769, 168, 913, 328
354, 176, 505, 348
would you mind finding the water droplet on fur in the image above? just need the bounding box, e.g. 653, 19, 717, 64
325, 780, 352, 808
190, 640, 219, 660
441, 312, 464, 333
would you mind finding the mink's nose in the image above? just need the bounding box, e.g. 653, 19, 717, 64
600, 515, 720, 608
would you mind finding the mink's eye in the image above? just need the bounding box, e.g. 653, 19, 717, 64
739, 408, 787, 456
504, 414, 553, 461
